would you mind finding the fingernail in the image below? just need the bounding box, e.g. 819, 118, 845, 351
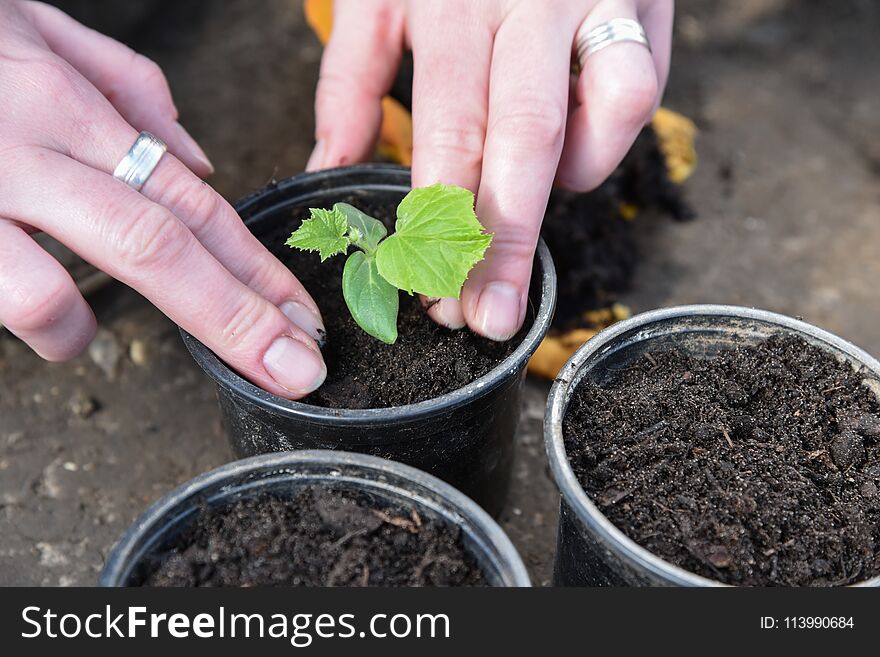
263, 336, 326, 395
174, 122, 214, 174
305, 140, 325, 172
474, 281, 524, 341
280, 300, 326, 346
426, 297, 466, 330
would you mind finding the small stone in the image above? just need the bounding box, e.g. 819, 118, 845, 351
88, 328, 121, 380
851, 414, 880, 439
62, 462, 78, 472
68, 391, 98, 419
722, 381, 748, 406
129, 339, 149, 367
860, 481, 878, 498
829, 431, 866, 470
706, 545, 731, 568
694, 423, 718, 443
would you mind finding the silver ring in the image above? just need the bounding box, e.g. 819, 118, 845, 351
112, 131, 167, 191
576, 18, 651, 62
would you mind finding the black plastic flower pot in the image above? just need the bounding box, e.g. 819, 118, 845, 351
183, 164, 556, 517
545, 305, 880, 587
99, 450, 531, 587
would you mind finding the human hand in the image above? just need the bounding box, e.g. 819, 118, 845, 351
0, 1, 326, 398
309, 0, 672, 339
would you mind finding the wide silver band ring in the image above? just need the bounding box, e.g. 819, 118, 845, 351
577, 18, 651, 62
113, 131, 167, 191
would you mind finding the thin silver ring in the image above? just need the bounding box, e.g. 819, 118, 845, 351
576, 18, 651, 62
112, 131, 167, 191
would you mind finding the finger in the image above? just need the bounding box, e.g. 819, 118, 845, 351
461, 5, 576, 341
0, 148, 326, 399
0, 220, 95, 361
26, 59, 325, 343
21, 0, 213, 176
556, 0, 660, 192
409, 0, 494, 329
308, 0, 406, 170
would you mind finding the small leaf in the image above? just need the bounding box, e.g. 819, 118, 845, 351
335, 203, 387, 252
285, 206, 350, 261
376, 184, 492, 298
342, 251, 399, 344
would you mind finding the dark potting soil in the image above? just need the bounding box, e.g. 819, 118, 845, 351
265, 195, 527, 409
563, 335, 880, 586
142, 486, 487, 587
541, 127, 694, 332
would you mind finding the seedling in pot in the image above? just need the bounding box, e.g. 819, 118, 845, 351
285, 184, 492, 344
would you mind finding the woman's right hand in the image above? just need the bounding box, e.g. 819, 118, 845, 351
0, 0, 327, 399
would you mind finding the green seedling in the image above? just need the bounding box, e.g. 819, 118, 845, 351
285, 184, 492, 344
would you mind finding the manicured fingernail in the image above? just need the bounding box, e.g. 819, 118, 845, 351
174, 122, 214, 174
306, 140, 325, 172
280, 300, 326, 346
426, 297, 466, 330
263, 336, 326, 395
474, 281, 524, 341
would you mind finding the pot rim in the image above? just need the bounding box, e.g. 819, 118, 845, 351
183, 164, 557, 425
100, 449, 531, 587
545, 304, 880, 587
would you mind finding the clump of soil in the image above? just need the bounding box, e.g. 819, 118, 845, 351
141, 486, 487, 587
541, 128, 694, 332
264, 196, 526, 409
563, 335, 880, 586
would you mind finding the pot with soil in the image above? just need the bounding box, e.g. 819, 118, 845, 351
184, 165, 556, 516
99, 450, 530, 587
545, 305, 880, 586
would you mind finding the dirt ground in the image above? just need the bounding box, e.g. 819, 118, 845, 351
1, 0, 878, 586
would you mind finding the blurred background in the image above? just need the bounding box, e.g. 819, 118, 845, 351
1, 0, 878, 585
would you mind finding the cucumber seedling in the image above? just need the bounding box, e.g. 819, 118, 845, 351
285, 184, 492, 344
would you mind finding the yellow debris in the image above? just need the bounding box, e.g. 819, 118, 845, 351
619, 202, 639, 221
528, 304, 631, 380
528, 329, 599, 381
377, 97, 413, 166
652, 107, 698, 184
304, 0, 333, 44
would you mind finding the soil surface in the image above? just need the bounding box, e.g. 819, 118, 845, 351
266, 196, 526, 409
142, 486, 486, 587
564, 335, 880, 586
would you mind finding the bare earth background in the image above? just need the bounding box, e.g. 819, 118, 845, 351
1, 0, 878, 586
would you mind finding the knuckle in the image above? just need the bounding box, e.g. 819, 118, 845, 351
215, 293, 275, 350
134, 54, 167, 89
486, 220, 540, 261
133, 54, 175, 107
600, 73, 659, 124
315, 69, 354, 106
24, 57, 95, 128
30, 57, 76, 97
5, 278, 72, 333
421, 119, 485, 171
238, 252, 286, 298
112, 204, 190, 272
158, 175, 221, 236
490, 100, 566, 151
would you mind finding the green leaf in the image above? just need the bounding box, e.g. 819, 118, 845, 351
342, 251, 399, 344
285, 207, 350, 261
376, 184, 492, 298
335, 203, 387, 253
